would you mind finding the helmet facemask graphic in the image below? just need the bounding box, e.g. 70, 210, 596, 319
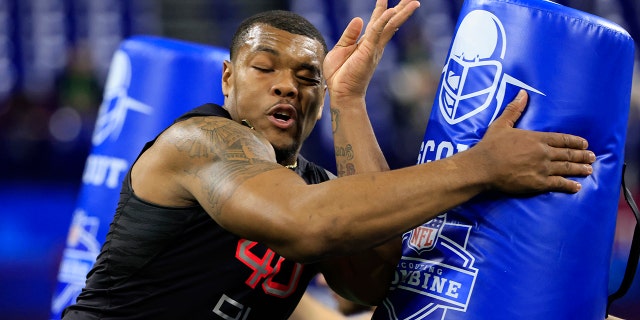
438, 10, 509, 126
441, 54, 502, 125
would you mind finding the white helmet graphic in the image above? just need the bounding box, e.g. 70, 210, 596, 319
92, 51, 153, 146
440, 10, 543, 125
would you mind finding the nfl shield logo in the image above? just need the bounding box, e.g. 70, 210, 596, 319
408, 215, 446, 254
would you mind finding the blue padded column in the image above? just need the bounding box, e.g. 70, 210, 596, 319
50, 36, 228, 318
374, 1, 635, 319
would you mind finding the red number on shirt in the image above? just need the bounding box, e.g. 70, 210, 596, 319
235, 239, 303, 298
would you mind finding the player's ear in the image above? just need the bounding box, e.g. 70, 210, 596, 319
222, 60, 233, 97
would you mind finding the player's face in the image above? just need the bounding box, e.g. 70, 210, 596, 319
222, 24, 326, 162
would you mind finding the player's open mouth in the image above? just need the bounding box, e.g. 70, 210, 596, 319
268, 104, 297, 129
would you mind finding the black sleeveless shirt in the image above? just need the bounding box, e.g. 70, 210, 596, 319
63, 104, 333, 319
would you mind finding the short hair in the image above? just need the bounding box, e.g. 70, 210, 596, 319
230, 10, 328, 60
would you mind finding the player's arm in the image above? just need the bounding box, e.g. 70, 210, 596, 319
183, 93, 592, 261
314, 0, 418, 305
135, 93, 593, 266
316, 91, 402, 304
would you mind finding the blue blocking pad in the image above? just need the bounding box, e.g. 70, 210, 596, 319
50, 36, 229, 318
374, 1, 635, 319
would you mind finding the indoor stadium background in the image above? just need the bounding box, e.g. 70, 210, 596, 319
0, 0, 638, 319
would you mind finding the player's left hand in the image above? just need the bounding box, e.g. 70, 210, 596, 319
323, 0, 420, 102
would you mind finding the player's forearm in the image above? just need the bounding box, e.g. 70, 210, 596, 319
302, 153, 487, 251
231, 149, 489, 263
319, 240, 402, 306
326, 96, 398, 304
330, 97, 389, 176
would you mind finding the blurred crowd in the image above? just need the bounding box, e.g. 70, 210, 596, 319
0, 0, 638, 191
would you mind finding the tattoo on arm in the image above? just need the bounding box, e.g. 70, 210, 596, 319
335, 144, 356, 176
332, 109, 358, 176
175, 117, 281, 216
331, 109, 340, 134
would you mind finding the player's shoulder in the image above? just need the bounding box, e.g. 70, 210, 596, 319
159, 114, 243, 146
172, 113, 237, 132
160, 115, 276, 163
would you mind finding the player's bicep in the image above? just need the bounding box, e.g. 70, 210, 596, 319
177, 117, 281, 219
176, 117, 321, 255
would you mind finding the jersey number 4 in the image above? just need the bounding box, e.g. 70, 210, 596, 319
235, 239, 303, 298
